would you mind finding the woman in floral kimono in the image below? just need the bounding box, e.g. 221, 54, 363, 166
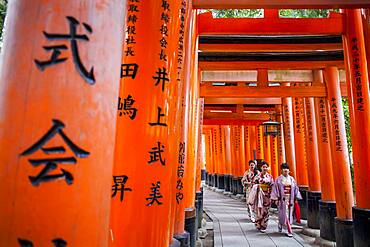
252, 161, 274, 232
241, 160, 259, 223
271, 163, 302, 237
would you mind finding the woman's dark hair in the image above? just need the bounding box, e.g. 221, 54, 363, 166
281, 163, 289, 170
248, 160, 256, 165
261, 161, 269, 167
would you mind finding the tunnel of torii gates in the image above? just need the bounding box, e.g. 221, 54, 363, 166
1, 1, 370, 247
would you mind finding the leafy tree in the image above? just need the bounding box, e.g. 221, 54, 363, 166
0, 0, 7, 38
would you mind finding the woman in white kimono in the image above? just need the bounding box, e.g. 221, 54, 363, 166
271, 163, 302, 237
241, 160, 259, 223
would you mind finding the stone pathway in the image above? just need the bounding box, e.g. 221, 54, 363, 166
203, 187, 317, 247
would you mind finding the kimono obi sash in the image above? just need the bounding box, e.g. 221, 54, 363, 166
260, 183, 270, 192
283, 185, 292, 195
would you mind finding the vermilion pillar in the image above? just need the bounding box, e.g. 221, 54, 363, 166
313, 70, 337, 242
344, 9, 370, 247
325, 66, 355, 247
270, 136, 279, 179
256, 125, 265, 161
217, 125, 226, 190
282, 97, 297, 178
292, 95, 309, 220
244, 126, 251, 164
230, 126, 238, 195
237, 126, 246, 195
249, 126, 257, 160
109, 0, 184, 246
224, 126, 232, 193
292, 97, 308, 185
303, 97, 322, 229
263, 135, 272, 165
0, 1, 125, 246
275, 105, 286, 165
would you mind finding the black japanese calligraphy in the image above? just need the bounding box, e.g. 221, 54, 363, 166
20, 119, 89, 186
146, 181, 163, 206
34, 16, 95, 85
148, 142, 166, 166
112, 175, 132, 202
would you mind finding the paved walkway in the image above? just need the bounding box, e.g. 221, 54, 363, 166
203, 187, 317, 247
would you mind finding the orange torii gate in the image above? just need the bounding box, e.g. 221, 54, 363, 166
1, 1, 370, 247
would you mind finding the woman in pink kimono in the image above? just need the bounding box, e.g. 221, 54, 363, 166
271, 163, 302, 237
252, 161, 274, 232
241, 160, 259, 223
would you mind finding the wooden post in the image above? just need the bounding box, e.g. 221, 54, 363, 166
344, 9, 370, 247
313, 70, 337, 241
325, 66, 355, 247
282, 97, 297, 178
275, 105, 286, 165
256, 125, 265, 161
303, 97, 322, 229
224, 126, 232, 192
0, 0, 125, 245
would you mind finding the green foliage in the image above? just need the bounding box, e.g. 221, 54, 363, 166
210, 9, 339, 18
210, 9, 263, 18
279, 9, 338, 18
0, 0, 7, 42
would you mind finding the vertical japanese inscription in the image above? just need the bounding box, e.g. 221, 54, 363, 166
350, 38, 365, 112
330, 98, 343, 151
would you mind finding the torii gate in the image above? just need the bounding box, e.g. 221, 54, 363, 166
0, 1, 369, 247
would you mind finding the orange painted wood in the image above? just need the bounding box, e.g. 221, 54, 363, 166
238, 126, 246, 176
197, 12, 344, 35
225, 126, 232, 175
109, 0, 186, 246
257, 126, 265, 160
199, 61, 345, 71
204, 97, 282, 105
204, 112, 270, 121
303, 98, 322, 192
263, 135, 272, 165
230, 126, 237, 177
193, 0, 370, 9
201, 85, 326, 98
199, 43, 343, 53
314, 97, 336, 201
0, 1, 124, 246
218, 126, 226, 175
271, 136, 279, 179
325, 66, 354, 219
257, 69, 269, 87
292, 97, 309, 186
183, 10, 200, 211
244, 126, 251, 165
249, 126, 257, 160
344, 9, 370, 210
282, 97, 297, 179
275, 105, 286, 165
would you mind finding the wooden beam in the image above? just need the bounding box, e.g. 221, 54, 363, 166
199, 43, 343, 53
203, 119, 264, 125
193, 0, 370, 9
204, 97, 282, 105
202, 70, 347, 83
198, 12, 343, 35
201, 84, 348, 98
199, 61, 345, 70
204, 111, 270, 120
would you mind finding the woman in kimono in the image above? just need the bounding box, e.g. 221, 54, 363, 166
241, 160, 259, 223
271, 163, 302, 237
252, 161, 274, 232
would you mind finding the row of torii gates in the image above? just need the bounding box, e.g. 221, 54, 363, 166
0, 1, 370, 247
